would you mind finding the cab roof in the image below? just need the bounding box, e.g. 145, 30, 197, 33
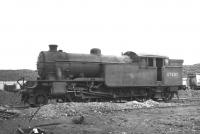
138, 53, 169, 59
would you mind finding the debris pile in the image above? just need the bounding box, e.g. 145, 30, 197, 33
28, 103, 78, 119
71, 115, 85, 124
16, 127, 47, 134
27, 100, 161, 119
124, 100, 159, 108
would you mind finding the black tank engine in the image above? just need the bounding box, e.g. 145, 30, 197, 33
20, 45, 184, 106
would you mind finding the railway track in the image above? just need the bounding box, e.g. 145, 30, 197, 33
136, 97, 200, 110
0, 109, 19, 119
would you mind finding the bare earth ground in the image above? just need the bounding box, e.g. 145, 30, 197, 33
1, 90, 200, 134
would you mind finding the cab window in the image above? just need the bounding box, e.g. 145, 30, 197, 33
148, 58, 154, 67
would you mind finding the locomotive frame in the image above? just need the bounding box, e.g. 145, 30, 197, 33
19, 45, 185, 106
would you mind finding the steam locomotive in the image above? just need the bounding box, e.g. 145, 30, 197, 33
19, 45, 184, 106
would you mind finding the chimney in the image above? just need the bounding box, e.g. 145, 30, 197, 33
49, 44, 58, 52
90, 48, 101, 56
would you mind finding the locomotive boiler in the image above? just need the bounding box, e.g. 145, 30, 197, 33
20, 45, 184, 106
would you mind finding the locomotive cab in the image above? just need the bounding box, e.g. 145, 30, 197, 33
138, 54, 169, 82
138, 55, 183, 86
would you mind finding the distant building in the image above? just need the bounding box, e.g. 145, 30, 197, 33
186, 73, 200, 90
0, 81, 22, 90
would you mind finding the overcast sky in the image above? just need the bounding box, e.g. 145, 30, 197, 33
0, 0, 200, 70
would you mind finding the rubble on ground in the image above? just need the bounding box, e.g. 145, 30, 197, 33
26, 100, 161, 120
71, 115, 85, 124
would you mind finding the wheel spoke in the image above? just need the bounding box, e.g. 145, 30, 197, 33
36, 94, 48, 105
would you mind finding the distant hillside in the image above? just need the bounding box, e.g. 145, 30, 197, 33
0, 69, 38, 81
0, 64, 200, 81
183, 63, 200, 77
